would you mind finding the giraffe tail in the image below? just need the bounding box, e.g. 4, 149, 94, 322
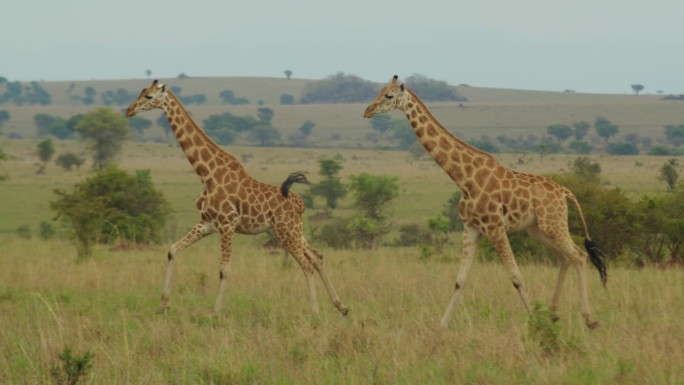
280, 172, 310, 197
566, 189, 608, 288
584, 238, 608, 288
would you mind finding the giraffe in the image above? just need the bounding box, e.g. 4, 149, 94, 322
363, 76, 607, 329
126, 80, 349, 317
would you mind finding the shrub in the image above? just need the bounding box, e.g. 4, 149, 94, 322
50, 347, 93, 385
549, 174, 639, 259
51, 166, 171, 258
299, 72, 378, 104
318, 219, 355, 249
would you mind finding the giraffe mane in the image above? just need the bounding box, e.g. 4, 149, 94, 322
404, 87, 497, 162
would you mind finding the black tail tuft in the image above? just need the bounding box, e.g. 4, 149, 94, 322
584, 238, 608, 288
280, 172, 310, 197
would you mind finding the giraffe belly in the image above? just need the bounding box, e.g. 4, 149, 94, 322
236, 220, 271, 235
505, 212, 536, 233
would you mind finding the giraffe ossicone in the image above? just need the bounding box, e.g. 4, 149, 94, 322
364, 75, 607, 329
126, 80, 349, 317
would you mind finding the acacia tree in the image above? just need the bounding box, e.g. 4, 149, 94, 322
347, 173, 399, 249
594, 117, 619, 142
547, 124, 574, 145
631, 84, 644, 95
572, 121, 590, 140
308, 158, 346, 209
76, 107, 130, 170
36, 138, 55, 174
659, 159, 679, 191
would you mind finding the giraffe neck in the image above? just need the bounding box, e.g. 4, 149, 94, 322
161, 91, 243, 181
403, 89, 500, 193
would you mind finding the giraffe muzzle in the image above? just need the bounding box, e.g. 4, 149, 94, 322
363, 104, 376, 118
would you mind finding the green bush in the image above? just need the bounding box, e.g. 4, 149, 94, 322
51, 165, 171, 258
50, 347, 93, 385
318, 219, 355, 249
549, 173, 639, 258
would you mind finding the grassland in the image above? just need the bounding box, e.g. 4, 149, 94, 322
0, 137, 683, 384
1, 238, 682, 384
1, 78, 683, 384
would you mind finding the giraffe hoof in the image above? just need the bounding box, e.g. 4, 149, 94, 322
340, 306, 350, 317
156, 306, 170, 315
586, 320, 599, 329
551, 314, 560, 323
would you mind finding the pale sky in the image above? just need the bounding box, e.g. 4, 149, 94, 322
3, 0, 684, 94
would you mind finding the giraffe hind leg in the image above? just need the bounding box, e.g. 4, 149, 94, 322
305, 243, 349, 316
273, 226, 321, 315
527, 224, 571, 322
159, 222, 215, 313
528, 224, 598, 328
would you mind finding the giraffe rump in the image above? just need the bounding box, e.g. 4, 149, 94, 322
280, 172, 310, 197
584, 238, 608, 288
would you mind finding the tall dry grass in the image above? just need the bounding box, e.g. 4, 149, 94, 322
1, 237, 682, 384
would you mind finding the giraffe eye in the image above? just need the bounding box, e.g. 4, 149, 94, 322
144, 95, 153, 100
384, 94, 394, 100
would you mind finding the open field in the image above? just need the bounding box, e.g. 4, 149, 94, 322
1, 79, 683, 383
0, 237, 682, 384
0, 139, 678, 235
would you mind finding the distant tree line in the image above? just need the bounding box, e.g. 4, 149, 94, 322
366, 113, 684, 156
0, 78, 51, 105
298, 72, 465, 104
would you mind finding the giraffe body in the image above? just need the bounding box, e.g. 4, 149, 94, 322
364, 76, 606, 329
127, 80, 349, 317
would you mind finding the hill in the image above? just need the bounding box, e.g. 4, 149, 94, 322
1, 76, 682, 149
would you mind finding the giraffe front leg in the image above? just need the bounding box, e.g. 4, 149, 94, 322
159, 222, 214, 314
489, 227, 532, 314
213, 227, 235, 317
441, 225, 481, 327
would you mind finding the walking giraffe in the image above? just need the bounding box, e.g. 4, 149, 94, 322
363, 75, 606, 328
126, 80, 349, 317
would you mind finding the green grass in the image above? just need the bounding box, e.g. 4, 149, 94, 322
0, 134, 682, 384
0, 238, 681, 384
0, 139, 675, 234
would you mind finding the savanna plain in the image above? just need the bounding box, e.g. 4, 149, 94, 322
1, 78, 683, 384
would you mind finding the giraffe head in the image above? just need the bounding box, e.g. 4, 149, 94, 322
126, 80, 168, 117
363, 75, 408, 118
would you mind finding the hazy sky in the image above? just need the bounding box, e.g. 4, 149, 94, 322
3, 0, 684, 94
